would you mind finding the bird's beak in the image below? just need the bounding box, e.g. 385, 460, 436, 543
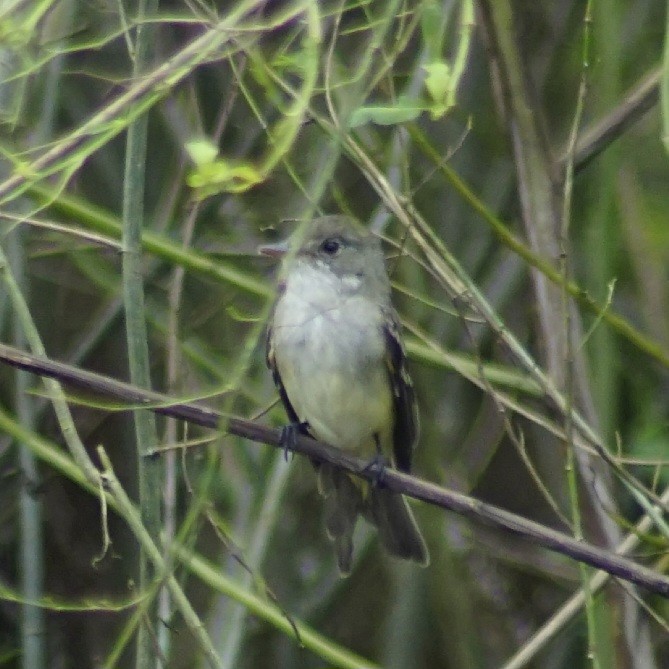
257, 240, 289, 258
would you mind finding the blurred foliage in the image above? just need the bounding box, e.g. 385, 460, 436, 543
1, 0, 669, 668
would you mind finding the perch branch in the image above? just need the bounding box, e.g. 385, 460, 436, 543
1, 342, 668, 598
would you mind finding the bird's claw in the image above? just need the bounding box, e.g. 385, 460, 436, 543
362, 454, 388, 488
279, 421, 309, 461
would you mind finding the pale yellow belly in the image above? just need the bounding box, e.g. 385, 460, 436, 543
273, 283, 393, 455
278, 360, 393, 455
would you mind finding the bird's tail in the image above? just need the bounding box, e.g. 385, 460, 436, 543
317, 464, 363, 575
317, 464, 429, 574
365, 486, 430, 566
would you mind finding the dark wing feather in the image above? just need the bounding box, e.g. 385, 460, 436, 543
382, 311, 419, 473
266, 322, 303, 428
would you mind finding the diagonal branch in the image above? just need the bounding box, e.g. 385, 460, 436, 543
1, 342, 668, 598
560, 65, 661, 172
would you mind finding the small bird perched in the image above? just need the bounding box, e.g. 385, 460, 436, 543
263, 215, 429, 574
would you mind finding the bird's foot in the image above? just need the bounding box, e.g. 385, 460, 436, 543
279, 421, 309, 461
362, 453, 388, 488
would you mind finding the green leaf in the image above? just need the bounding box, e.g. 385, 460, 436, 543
420, 0, 445, 62
348, 97, 425, 128
184, 139, 219, 167
186, 159, 264, 197
423, 61, 451, 104
423, 61, 453, 120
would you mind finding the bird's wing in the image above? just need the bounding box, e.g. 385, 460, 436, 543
265, 320, 303, 428
382, 310, 420, 473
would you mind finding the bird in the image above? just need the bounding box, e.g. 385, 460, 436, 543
263, 215, 429, 574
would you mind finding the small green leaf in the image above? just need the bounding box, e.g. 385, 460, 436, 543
423, 61, 453, 120
420, 0, 445, 62
423, 61, 451, 104
348, 96, 424, 128
185, 139, 219, 167
187, 159, 264, 197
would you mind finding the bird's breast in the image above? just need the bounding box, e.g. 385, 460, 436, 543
272, 267, 392, 452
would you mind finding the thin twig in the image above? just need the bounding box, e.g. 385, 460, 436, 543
558, 65, 661, 171
560, 4, 599, 666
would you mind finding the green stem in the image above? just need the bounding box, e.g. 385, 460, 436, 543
120, 2, 162, 666
7, 227, 45, 669
561, 4, 600, 665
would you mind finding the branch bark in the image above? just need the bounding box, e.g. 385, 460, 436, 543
1, 342, 668, 599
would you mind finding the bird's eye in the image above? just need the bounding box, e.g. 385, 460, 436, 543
320, 238, 341, 255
